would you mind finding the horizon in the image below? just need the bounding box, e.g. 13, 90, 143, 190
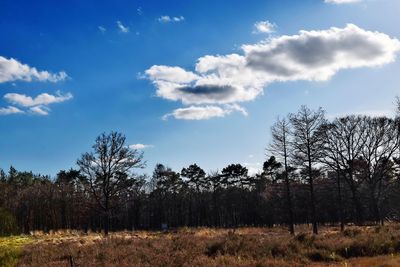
1, 0, 400, 177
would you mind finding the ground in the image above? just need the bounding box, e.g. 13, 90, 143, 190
1, 225, 400, 266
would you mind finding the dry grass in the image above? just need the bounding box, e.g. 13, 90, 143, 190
8, 224, 400, 266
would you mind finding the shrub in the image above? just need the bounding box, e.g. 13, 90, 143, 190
295, 232, 315, 247
343, 228, 361, 238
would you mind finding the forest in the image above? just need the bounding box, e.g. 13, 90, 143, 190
1, 102, 400, 237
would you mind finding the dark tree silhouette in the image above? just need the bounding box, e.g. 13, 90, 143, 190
77, 131, 144, 235
2, 100, 400, 235
268, 117, 295, 235
361, 117, 399, 224
289, 106, 326, 234
181, 164, 207, 192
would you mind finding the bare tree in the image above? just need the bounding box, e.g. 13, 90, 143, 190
268, 117, 295, 235
77, 131, 144, 235
289, 106, 326, 234
360, 116, 399, 224
319, 116, 367, 228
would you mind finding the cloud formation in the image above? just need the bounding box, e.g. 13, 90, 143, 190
4, 92, 72, 107
3, 91, 73, 116
158, 15, 185, 23
146, 24, 400, 120
253, 21, 276, 34
117, 21, 129, 33
0, 56, 67, 83
129, 144, 154, 149
0, 106, 24, 115
163, 104, 247, 120
98, 26, 106, 33
29, 105, 50, 116
325, 0, 362, 4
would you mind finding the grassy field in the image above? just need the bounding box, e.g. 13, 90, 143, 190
0, 236, 33, 267
1, 225, 400, 266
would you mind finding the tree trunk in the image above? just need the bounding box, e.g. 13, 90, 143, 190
336, 170, 344, 232
307, 144, 318, 235
104, 212, 110, 236
283, 145, 295, 235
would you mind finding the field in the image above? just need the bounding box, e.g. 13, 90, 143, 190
1, 225, 400, 266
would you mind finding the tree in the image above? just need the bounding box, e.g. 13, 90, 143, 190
0, 169, 6, 182
268, 117, 295, 235
320, 116, 368, 225
55, 169, 82, 229
77, 131, 145, 235
289, 106, 326, 234
221, 164, 249, 188
150, 164, 184, 228
0, 208, 18, 236
181, 164, 207, 192
181, 164, 207, 226
360, 116, 399, 224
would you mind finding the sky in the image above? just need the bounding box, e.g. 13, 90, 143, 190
1, 0, 400, 177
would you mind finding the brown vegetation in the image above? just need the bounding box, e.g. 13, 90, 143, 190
14, 224, 400, 267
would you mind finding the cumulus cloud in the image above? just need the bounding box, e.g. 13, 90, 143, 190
129, 144, 154, 149
0, 106, 24, 115
253, 21, 276, 34
117, 21, 129, 33
0, 56, 67, 83
158, 15, 185, 23
4, 91, 73, 107
3, 91, 72, 116
325, 0, 362, 4
146, 24, 400, 120
243, 24, 400, 81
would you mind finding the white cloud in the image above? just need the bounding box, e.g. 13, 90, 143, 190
325, 0, 362, 4
29, 105, 49, 116
129, 144, 154, 149
137, 7, 143, 15
145, 65, 198, 84
158, 16, 171, 23
158, 15, 185, 23
98, 26, 106, 33
253, 21, 276, 34
163, 104, 246, 120
4, 91, 73, 107
146, 24, 400, 120
173, 16, 185, 22
0, 106, 24, 115
243, 24, 400, 82
163, 106, 230, 120
3, 91, 72, 116
0, 56, 67, 83
117, 21, 129, 33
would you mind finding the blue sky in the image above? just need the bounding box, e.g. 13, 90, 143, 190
1, 0, 400, 176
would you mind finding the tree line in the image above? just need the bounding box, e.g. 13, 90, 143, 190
1, 101, 400, 235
